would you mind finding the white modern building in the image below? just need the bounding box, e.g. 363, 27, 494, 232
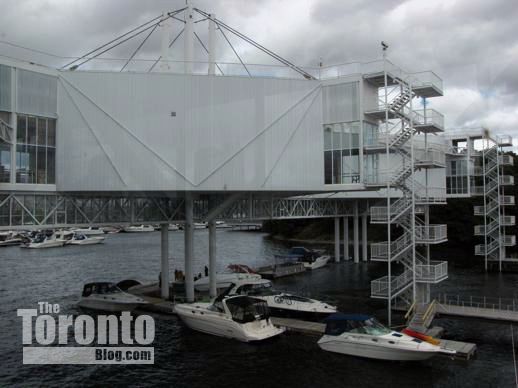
0, 4, 514, 324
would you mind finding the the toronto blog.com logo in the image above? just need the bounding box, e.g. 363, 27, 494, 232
17, 302, 155, 364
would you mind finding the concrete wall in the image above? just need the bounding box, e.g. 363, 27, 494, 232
57, 71, 325, 192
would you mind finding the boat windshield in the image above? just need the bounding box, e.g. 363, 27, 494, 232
235, 282, 276, 296
325, 315, 391, 336
225, 296, 270, 323
82, 283, 121, 297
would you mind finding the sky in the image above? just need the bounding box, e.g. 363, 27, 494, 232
0, 0, 517, 141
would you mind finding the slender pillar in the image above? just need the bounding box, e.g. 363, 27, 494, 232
184, 193, 194, 302
343, 217, 349, 261
208, 220, 217, 298
353, 202, 360, 263
334, 217, 340, 262
208, 13, 216, 75
362, 212, 368, 262
160, 223, 170, 300
184, 3, 194, 74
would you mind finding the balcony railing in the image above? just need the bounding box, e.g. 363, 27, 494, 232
410, 71, 444, 95
371, 270, 413, 299
501, 195, 515, 205
412, 109, 445, 131
370, 233, 412, 261
504, 235, 516, 246
502, 216, 516, 226
474, 220, 499, 236
497, 135, 513, 147
472, 186, 484, 196
414, 148, 446, 167
474, 206, 485, 215
498, 155, 514, 166
416, 261, 448, 283
415, 224, 447, 243
475, 240, 499, 256
500, 175, 514, 185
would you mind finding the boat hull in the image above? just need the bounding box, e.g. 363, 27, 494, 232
175, 304, 284, 342
194, 273, 261, 292
68, 237, 105, 245
77, 299, 143, 312
22, 240, 65, 249
302, 256, 330, 270
317, 335, 439, 361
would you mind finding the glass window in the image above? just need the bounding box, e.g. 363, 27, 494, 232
47, 148, 55, 184
17, 115, 26, 144
324, 151, 332, 184
47, 119, 56, 146
36, 146, 46, 184
37, 118, 46, 146
27, 117, 37, 145
323, 121, 361, 185
0, 141, 10, 182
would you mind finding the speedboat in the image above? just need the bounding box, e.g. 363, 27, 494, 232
194, 222, 207, 229
169, 224, 180, 231
122, 225, 155, 233
0, 231, 24, 247
174, 295, 285, 342
21, 232, 66, 249
72, 227, 105, 236
317, 313, 456, 361
227, 278, 336, 321
215, 221, 231, 229
290, 247, 330, 270
77, 282, 148, 312
67, 232, 105, 245
194, 265, 261, 292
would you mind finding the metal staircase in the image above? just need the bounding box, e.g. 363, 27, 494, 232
365, 64, 447, 325
474, 141, 515, 270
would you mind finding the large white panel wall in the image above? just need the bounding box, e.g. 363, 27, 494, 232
57, 72, 324, 192
17, 69, 57, 117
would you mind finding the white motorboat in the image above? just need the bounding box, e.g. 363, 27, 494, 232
0, 231, 24, 247
290, 247, 331, 270
122, 225, 155, 233
194, 265, 261, 292
194, 222, 207, 229
21, 232, 66, 249
174, 295, 285, 342
72, 226, 105, 236
317, 313, 456, 361
228, 278, 336, 321
169, 224, 180, 231
67, 232, 105, 245
77, 282, 148, 312
215, 221, 231, 229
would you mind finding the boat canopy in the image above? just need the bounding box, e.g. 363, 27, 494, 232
225, 296, 270, 323
323, 313, 391, 336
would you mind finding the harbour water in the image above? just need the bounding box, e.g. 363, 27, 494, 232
1, 230, 517, 387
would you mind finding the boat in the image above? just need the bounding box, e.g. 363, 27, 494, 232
21, 232, 66, 249
317, 313, 456, 361
227, 278, 336, 321
169, 224, 180, 231
215, 221, 231, 229
194, 271, 261, 292
67, 232, 105, 245
194, 222, 207, 229
77, 282, 148, 312
72, 226, 105, 236
256, 255, 306, 279
0, 231, 24, 247
122, 225, 155, 233
289, 247, 330, 270
174, 294, 285, 342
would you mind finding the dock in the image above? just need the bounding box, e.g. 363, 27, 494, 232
230, 223, 262, 231
257, 262, 306, 279
271, 317, 325, 335
439, 339, 477, 360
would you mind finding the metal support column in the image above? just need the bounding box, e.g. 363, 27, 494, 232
334, 217, 340, 262
160, 223, 170, 300
208, 220, 217, 298
343, 217, 349, 261
354, 202, 360, 263
362, 212, 368, 262
184, 193, 194, 302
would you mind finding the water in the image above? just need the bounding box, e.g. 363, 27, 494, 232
0, 230, 517, 387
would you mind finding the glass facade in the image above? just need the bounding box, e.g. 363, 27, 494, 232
16, 114, 55, 184
446, 159, 468, 194
324, 122, 360, 184
0, 111, 11, 183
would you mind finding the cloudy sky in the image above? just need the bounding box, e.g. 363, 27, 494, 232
0, 0, 517, 140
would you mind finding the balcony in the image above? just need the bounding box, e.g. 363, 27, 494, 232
416, 261, 448, 284
415, 186, 447, 205
501, 195, 515, 206
370, 270, 413, 299
500, 175, 514, 185
497, 135, 513, 147
370, 234, 412, 262
504, 235, 516, 247
499, 155, 514, 166
412, 109, 445, 133
414, 147, 446, 168
502, 216, 516, 226
415, 224, 447, 244
475, 240, 499, 256
410, 71, 444, 97
474, 220, 498, 236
